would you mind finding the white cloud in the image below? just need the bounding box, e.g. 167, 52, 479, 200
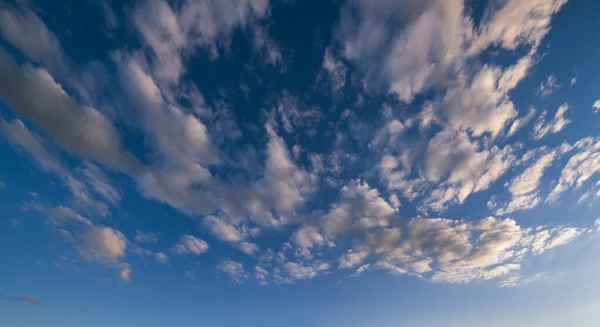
542, 227, 583, 252
351, 264, 371, 277
0, 49, 141, 175
132, 0, 274, 83
283, 261, 323, 280
204, 215, 259, 255
537, 75, 560, 96
593, 100, 600, 113
273, 95, 322, 134
79, 226, 127, 265
79, 162, 120, 205
339, 0, 562, 107
294, 225, 332, 256
322, 47, 347, 92
204, 216, 244, 243
1, 119, 109, 215
252, 124, 315, 217
339, 248, 370, 269
442, 55, 533, 138
24, 201, 135, 279
170, 235, 209, 255
525, 227, 584, 255
377, 153, 424, 201
508, 107, 537, 137
421, 130, 515, 212
370, 216, 586, 284
548, 138, 600, 202
0, 118, 63, 173
120, 265, 132, 282
321, 179, 397, 236
155, 252, 168, 264
532, 103, 571, 140
469, 0, 568, 53
254, 265, 270, 281
133, 0, 186, 83
339, 0, 470, 101
179, 0, 269, 53
252, 25, 282, 67
26, 202, 93, 227
0, 5, 67, 76
1, 0, 587, 291
217, 259, 249, 283
135, 231, 159, 244
497, 150, 557, 215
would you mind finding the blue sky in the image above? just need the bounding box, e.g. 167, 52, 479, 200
2, 0, 600, 326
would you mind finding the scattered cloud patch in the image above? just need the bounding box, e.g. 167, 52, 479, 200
537, 75, 560, 96
134, 231, 159, 244
593, 100, 600, 113
0, 295, 40, 305
532, 103, 570, 140
217, 259, 249, 283
170, 235, 209, 256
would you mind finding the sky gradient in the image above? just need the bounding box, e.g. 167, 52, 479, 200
2, 0, 600, 326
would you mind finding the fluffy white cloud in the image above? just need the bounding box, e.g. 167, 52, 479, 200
371, 216, 585, 284
204, 215, 259, 255
217, 259, 249, 283
294, 225, 332, 256
469, 0, 568, 53
532, 103, 570, 140
339, 0, 470, 101
252, 124, 315, 217
339, 0, 562, 106
497, 150, 558, 215
0, 49, 141, 175
25, 201, 135, 279
442, 59, 528, 138
0, 5, 67, 76
351, 264, 371, 277
508, 107, 537, 137
79, 226, 127, 265
538, 75, 560, 96
593, 100, 600, 113
132, 0, 273, 84
170, 235, 209, 255
155, 252, 168, 264
204, 216, 243, 242
26, 202, 92, 227
421, 130, 515, 212
321, 179, 397, 236
1, 118, 63, 173
524, 226, 584, 255
283, 261, 330, 280
133, 0, 186, 83
548, 138, 600, 201
339, 248, 370, 269
120, 265, 132, 282
1, 0, 587, 291
377, 153, 424, 201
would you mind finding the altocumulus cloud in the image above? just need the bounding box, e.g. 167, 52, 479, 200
0, 0, 598, 290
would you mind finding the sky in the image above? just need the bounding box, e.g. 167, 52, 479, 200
1, 0, 600, 326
